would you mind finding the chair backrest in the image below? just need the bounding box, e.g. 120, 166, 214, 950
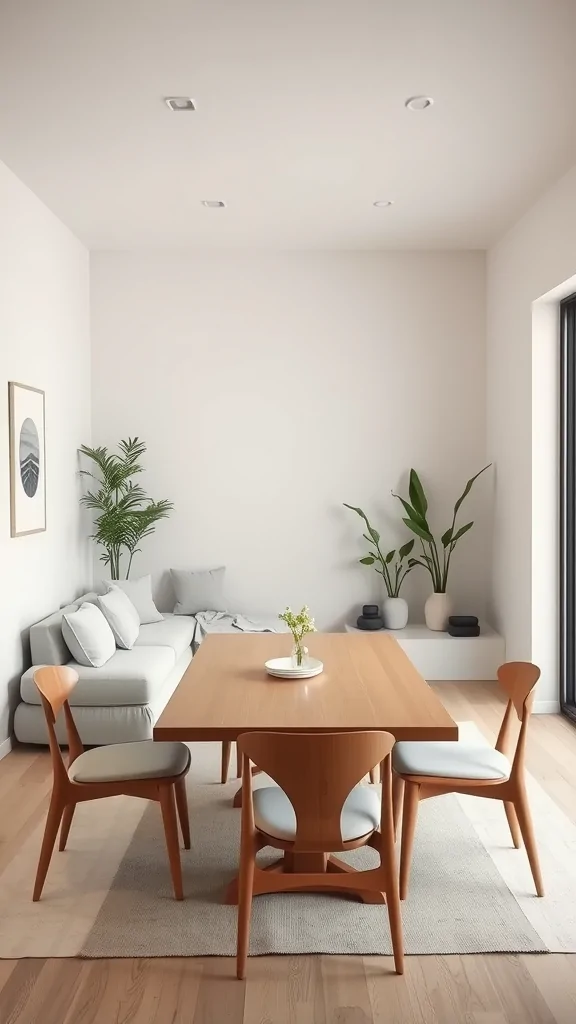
495, 661, 540, 776
33, 666, 84, 782
237, 730, 395, 851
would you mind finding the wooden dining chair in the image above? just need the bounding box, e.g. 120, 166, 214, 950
221, 742, 379, 785
33, 666, 192, 902
393, 661, 543, 900
235, 729, 404, 979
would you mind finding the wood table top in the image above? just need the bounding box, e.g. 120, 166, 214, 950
153, 632, 458, 742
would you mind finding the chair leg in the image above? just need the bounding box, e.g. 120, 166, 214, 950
399, 781, 420, 901
175, 777, 191, 850
236, 838, 256, 979
392, 774, 404, 840
59, 803, 76, 852
159, 785, 184, 900
236, 743, 242, 779
513, 786, 544, 896
33, 794, 65, 901
221, 742, 232, 784
504, 800, 522, 849
382, 771, 404, 974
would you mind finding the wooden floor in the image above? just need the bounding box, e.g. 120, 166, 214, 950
0, 682, 575, 1023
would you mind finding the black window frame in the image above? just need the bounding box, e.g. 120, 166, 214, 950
560, 293, 576, 721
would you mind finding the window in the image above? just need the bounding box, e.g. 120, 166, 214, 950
560, 294, 576, 719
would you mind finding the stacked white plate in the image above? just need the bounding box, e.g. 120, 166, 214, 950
264, 656, 324, 680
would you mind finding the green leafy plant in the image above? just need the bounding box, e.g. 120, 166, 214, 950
79, 437, 173, 580
343, 504, 415, 597
278, 605, 317, 666
393, 465, 491, 594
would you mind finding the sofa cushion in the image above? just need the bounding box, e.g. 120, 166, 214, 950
103, 576, 163, 624
97, 587, 140, 650
171, 566, 227, 615
61, 603, 117, 668
29, 592, 101, 666
134, 613, 195, 660
21, 646, 176, 707
30, 603, 80, 666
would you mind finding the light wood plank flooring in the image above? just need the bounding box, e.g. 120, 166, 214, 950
0, 682, 574, 1023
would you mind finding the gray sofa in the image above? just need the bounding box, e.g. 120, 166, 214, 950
14, 591, 195, 746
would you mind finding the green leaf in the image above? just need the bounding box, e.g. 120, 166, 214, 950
393, 493, 429, 529
368, 526, 380, 544
441, 527, 453, 547
385, 549, 396, 564
343, 503, 368, 522
453, 464, 491, 518
402, 517, 434, 543
359, 556, 375, 565
408, 469, 428, 518
450, 521, 474, 545
399, 538, 415, 559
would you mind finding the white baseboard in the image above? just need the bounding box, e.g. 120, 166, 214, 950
0, 737, 12, 761
533, 700, 561, 714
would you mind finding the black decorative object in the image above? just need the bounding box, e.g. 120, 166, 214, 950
448, 615, 478, 628
356, 604, 384, 631
448, 623, 480, 637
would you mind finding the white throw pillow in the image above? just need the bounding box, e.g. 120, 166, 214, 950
61, 602, 117, 668
103, 576, 163, 624
97, 587, 140, 650
170, 566, 227, 615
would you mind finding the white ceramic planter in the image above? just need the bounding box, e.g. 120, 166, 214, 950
424, 592, 452, 631
382, 596, 409, 629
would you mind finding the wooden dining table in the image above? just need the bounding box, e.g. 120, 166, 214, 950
154, 631, 458, 903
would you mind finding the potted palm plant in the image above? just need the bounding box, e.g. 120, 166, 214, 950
393, 465, 491, 630
343, 503, 415, 628
79, 437, 173, 579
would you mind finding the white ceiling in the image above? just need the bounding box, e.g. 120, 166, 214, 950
1, 0, 576, 250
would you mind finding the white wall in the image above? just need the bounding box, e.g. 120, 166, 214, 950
91, 251, 489, 629
487, 163, 576, 710
0, 159, 91, 750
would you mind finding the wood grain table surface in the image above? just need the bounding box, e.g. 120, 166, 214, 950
154, 632, 458, 743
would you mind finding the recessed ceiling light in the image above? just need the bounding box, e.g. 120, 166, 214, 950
405, 95, 433, 111
373, 200, 394, 208
164, 97, 196, 112
201, 200, 226, 208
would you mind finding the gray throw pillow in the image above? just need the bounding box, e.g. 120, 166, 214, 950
61, 602, 116, 668
171, 566, 227, 615
97, 587, 140, 650
103, 576, 164, 624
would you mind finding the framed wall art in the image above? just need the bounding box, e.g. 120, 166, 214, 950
8, 382, 46, 537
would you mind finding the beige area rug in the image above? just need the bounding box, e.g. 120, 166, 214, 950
0, 729, 574, 959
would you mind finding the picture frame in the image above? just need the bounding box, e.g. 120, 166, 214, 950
8, 381, 46, 537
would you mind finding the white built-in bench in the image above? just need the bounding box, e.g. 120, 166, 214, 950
344, 622, 505, 681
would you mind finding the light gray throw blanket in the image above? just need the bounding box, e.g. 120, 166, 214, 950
193, 610, 286, 645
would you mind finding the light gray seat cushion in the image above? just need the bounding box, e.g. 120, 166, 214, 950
69, 740, 191, 783
15, 648, 192, 746
134, 613, 195, 661
21, 646, 176, 707
253, 784, 381, 843
393, 740, 511, 781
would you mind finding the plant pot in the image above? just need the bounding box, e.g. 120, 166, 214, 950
424, 592, 452, 631
382, 597, 408, 629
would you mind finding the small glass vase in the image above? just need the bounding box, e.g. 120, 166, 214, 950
291, 642, 309, 669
